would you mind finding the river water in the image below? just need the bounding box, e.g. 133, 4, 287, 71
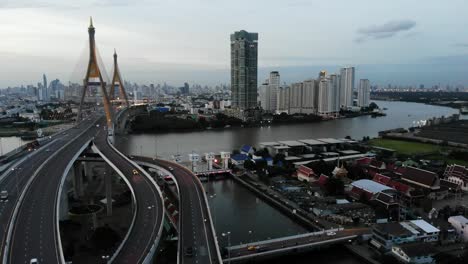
116, 101, 459, 160
115, 101, 458, 263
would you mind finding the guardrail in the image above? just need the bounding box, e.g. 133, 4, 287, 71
91, 144, 138, 264
56, 139, 93, 263
157, 159, 223, 264
106, 137, 165, 264
2, 119, 97, 264
133, 160, 179, 232
223, 234, 357, 263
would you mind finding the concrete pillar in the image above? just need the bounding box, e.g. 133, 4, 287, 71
83, 161, 94, 183
105, 166, 112, 216
205, 152, 214, 171
220, 152, 231, 170
73, 162, 84, 199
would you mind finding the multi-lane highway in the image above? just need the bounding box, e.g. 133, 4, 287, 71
0, 116, 99, 262
93, 123, 164, 263
6, 116, 100, 263
134, 156, 222, 264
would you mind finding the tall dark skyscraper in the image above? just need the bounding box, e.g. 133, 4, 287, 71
230, 30, 258, 109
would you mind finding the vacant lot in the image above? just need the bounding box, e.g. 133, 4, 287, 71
369, 138, 442, 155
369, 138, 468, 166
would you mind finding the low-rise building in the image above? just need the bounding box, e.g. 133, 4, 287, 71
391, 242, 436, 264
371, 220, 440, 251
444, 164, 468, 192
448, 215, 468, 242
297, 165, 316, 182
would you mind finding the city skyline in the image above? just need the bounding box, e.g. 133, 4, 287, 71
2, 1, 468, 87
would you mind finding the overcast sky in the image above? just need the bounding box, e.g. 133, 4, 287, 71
1, 0, 468, 87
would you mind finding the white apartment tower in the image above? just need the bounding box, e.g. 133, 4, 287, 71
259, 71, 280, 113
318, 77, 339, 117
302, 79, 318, 114
289, 82, 303, 114
276, 86, 290, 114
339, 67, 355, 109
358, 79, 370, 107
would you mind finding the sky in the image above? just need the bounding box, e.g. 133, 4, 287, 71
1, 0, 468, 87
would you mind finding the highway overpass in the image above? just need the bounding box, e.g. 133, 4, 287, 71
132, 156, 223, 264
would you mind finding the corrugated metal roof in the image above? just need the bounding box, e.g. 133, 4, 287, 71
410, 220, 440, 233
351, 179, 392, 194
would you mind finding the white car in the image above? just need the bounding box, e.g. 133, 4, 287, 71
0, 190, 8, 201
30, 258, 38, 264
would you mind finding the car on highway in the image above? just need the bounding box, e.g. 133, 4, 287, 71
247, 245, 258, 251
0, 190, 8, 201
168, 166, 174, 171
132, 169, 139, 175
184, 246, 193, 257
326, 232, 336, 236
30, 258, 38, 264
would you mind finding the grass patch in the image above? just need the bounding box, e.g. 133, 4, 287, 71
369, 138, 443, 155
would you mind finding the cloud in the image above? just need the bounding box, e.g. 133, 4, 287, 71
355, 20, 416, 43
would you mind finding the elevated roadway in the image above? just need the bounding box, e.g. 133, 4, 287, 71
5, 117, 100, 263
130, 156, 222, 264
93, 123, 164, 264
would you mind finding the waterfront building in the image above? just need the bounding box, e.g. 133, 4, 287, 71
301, 79, 318, 114
289, 82, 303, 114
391, 243, 436, 264
358, 79, 370, 107
339, 67, 355, 109
371, 220, 440, 251
276, 85, 290, 114
317, 77, 339, 117
230, 30, 258, 110
259, 71, 280, 113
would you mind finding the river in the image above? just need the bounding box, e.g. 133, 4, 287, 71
117, 101, 457, 263
116, 100, 459, 159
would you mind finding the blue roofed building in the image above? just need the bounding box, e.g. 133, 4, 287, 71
231, 153, 249, 166
240, 144, 254, 155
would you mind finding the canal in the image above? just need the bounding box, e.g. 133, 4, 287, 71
115, 101, 458, 263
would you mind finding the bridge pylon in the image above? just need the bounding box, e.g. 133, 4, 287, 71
77, 17, 115, 140
110, 49, 130, 107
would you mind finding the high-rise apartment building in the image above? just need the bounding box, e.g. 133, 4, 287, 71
358, 79, 370, 107
301, 79, 318, 114
289, 82, 303, 114
339, 67, 355, 109
231, 30, 258, 109
259, 71, 280, 113
276, 86, 290, 114
318, 76, 339, 117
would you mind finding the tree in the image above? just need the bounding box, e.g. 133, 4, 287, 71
369, 102, 379, 110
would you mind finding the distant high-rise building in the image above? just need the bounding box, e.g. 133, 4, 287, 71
318, 77, 339, 117
276, 86, 290, 114
339, 67, 355, 108
230, 30, 258, 109
259, 71, 280, 113
289, 82, 303, 114
42, 74, 49, 101
301, 79, 318, 114
358, 79, 370, 107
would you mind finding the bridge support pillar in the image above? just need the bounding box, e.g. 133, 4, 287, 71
73, 162, 84, 199
83, 161, 94, 183
105, 166, 113, 216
